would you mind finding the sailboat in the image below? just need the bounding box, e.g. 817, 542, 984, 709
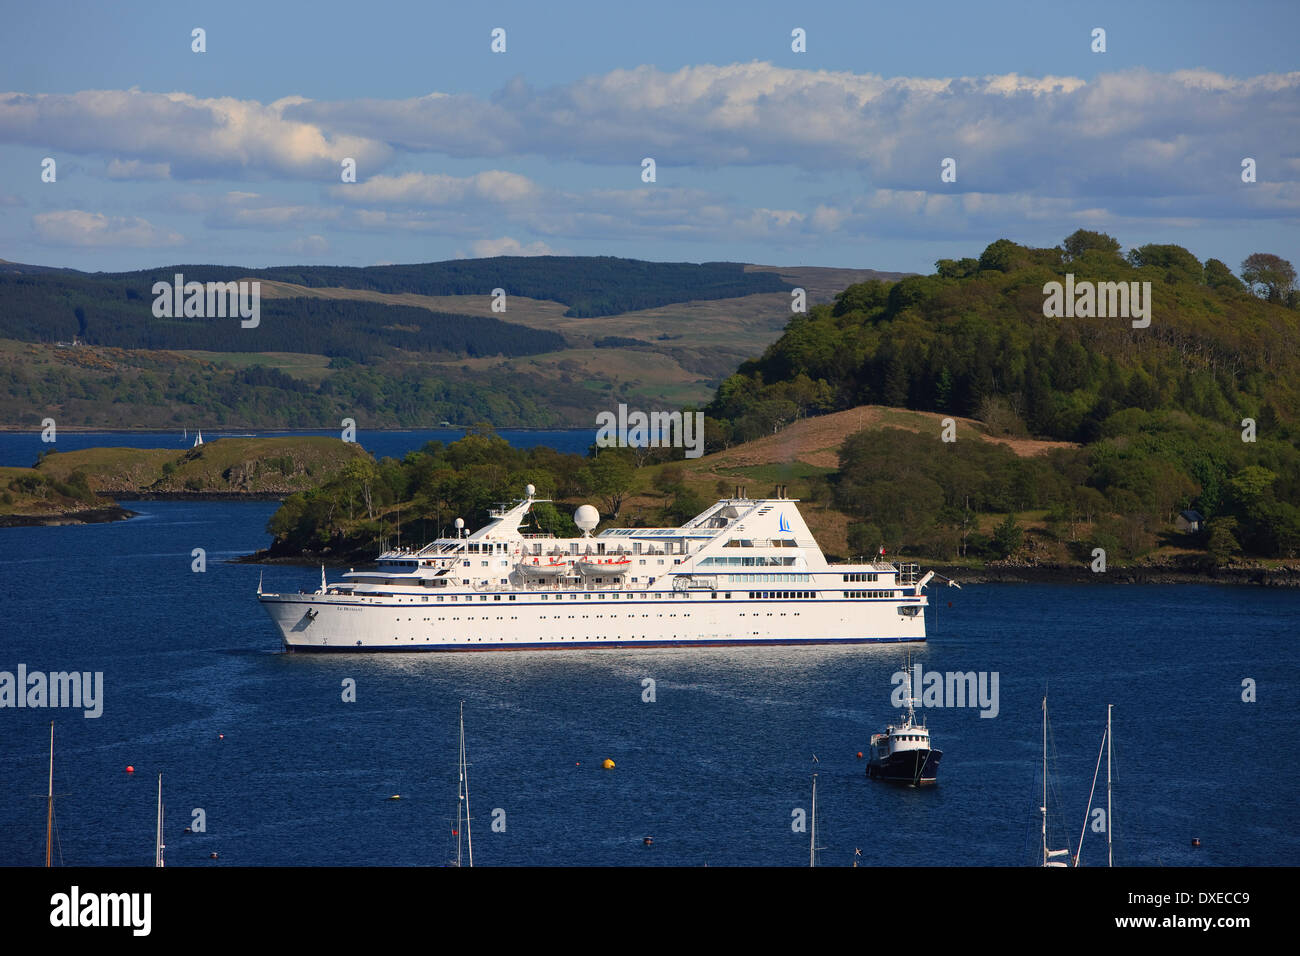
1074, 704, 1114, 867
1040, 696, 1071, 867
155, 773, 165, 868
193, 429, 204, 448
448, 702, 473, 867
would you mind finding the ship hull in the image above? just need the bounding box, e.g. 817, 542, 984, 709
259, 592, 927, 652
867, 748, 942, 786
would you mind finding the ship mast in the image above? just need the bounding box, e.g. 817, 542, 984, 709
808, 756, 824, 867
456, 702, 473, 867
1107, 704, 1112, 868
45, 722, 54, 867
1041, 697, 1048, 867
809, 773, 817, 868
1040, 696, 1068, 866
155, 773, 165, 868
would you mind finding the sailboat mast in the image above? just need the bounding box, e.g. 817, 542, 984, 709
45, 722, 54, 868
1041, 697, 1048, 867
1106, 704, 1113, 868
461, 702, 473, 867
455, 704, 463, 868
155, 773, 165, 868
809, 774, 817, 868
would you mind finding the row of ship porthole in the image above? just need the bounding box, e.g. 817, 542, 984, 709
392, 612, 810, 622
384, 635, 766, 641
352, 592, 902, 603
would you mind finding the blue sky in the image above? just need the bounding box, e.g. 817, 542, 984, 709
1, 0, 1296, 274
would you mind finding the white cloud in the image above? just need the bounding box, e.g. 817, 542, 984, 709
3, 66, 1295, 208
32, 210, 183, 247
332, 170, 537, 205
286, 234, 331, 256
0, 89, 390, 179
467, 237, 558, 257
105, 158, 170, 180
281, 64, 1300, 203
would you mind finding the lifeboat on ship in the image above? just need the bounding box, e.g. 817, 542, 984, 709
574, 555, 631, 577
515, 555, 571, 578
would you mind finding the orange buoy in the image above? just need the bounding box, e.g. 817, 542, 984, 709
125, 765, 135, 773
602, 758, 615, 770
856, 751, 864, 759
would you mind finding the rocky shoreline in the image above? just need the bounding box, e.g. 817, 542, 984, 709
109, 491, 289, 502
0, 505, 138, 527
932, 561, 1300, 587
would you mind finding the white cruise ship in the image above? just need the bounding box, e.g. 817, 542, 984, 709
258, 485, 933, 652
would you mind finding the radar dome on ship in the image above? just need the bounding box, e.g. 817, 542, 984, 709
526, 484, 536, 497
574, 505, 600, 533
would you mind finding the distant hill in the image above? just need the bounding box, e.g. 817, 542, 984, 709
0, 256, 795, 321
0, 256, 901, 429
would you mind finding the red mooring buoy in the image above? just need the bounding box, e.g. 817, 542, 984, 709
856, 751, 864, 759
125, 765, 135, 774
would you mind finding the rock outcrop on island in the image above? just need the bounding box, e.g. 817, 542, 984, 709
1, 436, 371, 525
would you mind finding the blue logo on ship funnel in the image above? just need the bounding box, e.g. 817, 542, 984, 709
779, 514, 790, 532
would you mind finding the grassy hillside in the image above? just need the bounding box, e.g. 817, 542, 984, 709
0, 463, 110, 522
34, 436, 370, 495
0, 257, 897, 428
702, 231, 1300, 563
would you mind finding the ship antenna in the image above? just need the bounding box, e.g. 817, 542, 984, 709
903, 650, 918, 724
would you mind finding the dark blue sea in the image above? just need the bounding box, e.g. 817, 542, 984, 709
0, 428, 596, 469
1, 500, 1296, 867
